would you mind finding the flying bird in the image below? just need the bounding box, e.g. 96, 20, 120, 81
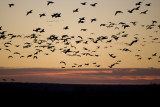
123, 24, 130, 29
90, 3, 98, 7
40, 29, 45, 33
8, 3, 15, 8
152, 21, 157, 24
121, 48, 131, 52
33, 28, 41, 32
91, 18, 97, 23
148, 57, 152, 60
51, 13, 61, 18
8, 56, 13, 59
128, 39, 138, 46
108, 63, 115, 68
136, 2, 142, 6
81, 2, 87, 5
47, 1, 54, 6
127, 9, 135, 13
134, 6, 140, 10
81, 29, 87, 31
115, 11, 123, 16
146, 3, 152, 6
109, 54, 117, 58
64, 26, 69, 30
27, 55, 32, 58
33, 56, 38, 59
152, 53, 157, 56
2, 79, 7, 82
26, 10, 33, 16
11, 79, 15, 82
20, 56, 25, 58
96, 65, 100, 67
60, 61, 66, 65
39, 13, 46, 18
73, 8, 79, 13
140, 10, 148, 14
63, 49, 72, 54
130, 21, 137, 26
100, 24, 106, 27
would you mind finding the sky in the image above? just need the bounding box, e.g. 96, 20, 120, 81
0, 0, 160, 84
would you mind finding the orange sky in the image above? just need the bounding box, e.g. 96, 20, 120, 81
0, 0, 160, 68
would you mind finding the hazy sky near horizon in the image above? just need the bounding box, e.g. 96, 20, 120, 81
0, 68, 160, 84
0, 0, 160, 69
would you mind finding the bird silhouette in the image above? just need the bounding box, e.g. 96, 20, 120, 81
33, 56, 38, 59
127, 9, 135, 13
64, 26, 69, 30
63, 49, 72, 54
115, 11, 123, 16
91, 18, 97, 23
73, 8, 79, 13
8, 3, 15, 8
0, 31, 7, 35
152, 53, 157, 56
128, 39, 138, 46
100, 24, 106, 27
96, 65, 100, 67
14, 52, 20, 55
33, 28, 41, 32
39, 13, 46, 18
111, 35, 119, 40
8, 56, 13, 59
90, 3, 98, 7
152, 20, 157, 24
123, 24, 130, 29
60, 61, 66, 65
51, 13, 61, 18
148, 57, 152, 60
84, 63, 89, 66
2, 79, 7, 82
146, 3, 151, 6
27, 55, 32, 58
5, 49, 11, 52
134, 6, 140, 10
130, 21, 137, 26
81, 2, 87, 5
108, 63, 115, 68
136, 2, 142, 6
120, 48, 131, 52
26, 10, 33, 16
20, 56, 24, 58
81, 29, 87, 31
47, 1, 54, 6
109, 54, 117, 58
40, 29, 45, 33
140, 10, 148, 14
78, 17, 86, 23
11, 79, 15, 82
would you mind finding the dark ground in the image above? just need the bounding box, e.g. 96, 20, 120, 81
0, 82, 160, 105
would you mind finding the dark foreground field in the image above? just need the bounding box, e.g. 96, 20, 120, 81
0, 82, 160, 104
